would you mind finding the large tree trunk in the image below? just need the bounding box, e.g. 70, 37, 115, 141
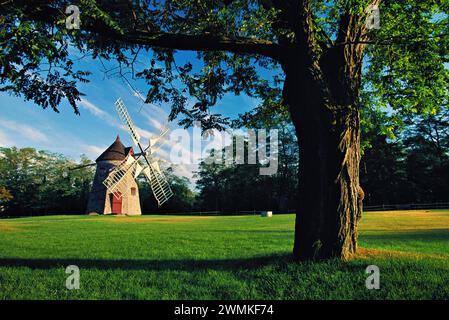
285, 62, 364, 261
279, 0, 372, 261
293, 104, 362, 260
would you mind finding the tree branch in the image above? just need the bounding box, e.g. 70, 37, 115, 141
6, 1, 284, 62
319, 0, 381, 105
333, 31, 449, 47
120, 30, 283, 61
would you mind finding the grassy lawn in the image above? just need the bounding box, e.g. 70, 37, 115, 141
0, 210, 448, 299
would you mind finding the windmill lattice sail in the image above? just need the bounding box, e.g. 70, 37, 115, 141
103, 97, 174, 208
102, 155, 139, 198
148, 126, 169, 152
143, 164, 173, 207
115, 98, 141, 146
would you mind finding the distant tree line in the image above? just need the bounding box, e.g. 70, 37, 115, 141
1, 106, 449, 216
361, 108, 449, 205
0, 147, 93, 215
192, 107, 449, 212
194, 124, 298, 213
0, 147, 196, 216
139, 170, 196, 214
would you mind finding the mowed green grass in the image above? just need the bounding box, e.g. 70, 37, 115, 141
0, 211, 448, 300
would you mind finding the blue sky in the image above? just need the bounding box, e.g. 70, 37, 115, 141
0, 50, 268, 183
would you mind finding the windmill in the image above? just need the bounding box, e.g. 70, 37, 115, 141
103, 97, 173, 207
82, 98, 174, 215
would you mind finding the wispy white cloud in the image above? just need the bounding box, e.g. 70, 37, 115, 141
172, 164, 197, 182
127, 83, 146, 102
80, 144, 107, 159
135, 126, 154, 142
148, 117, 166, 131
79, 98, 116, 124
79, 97, 168, 148
0, 119, 49, 143
134, 94, 170, 131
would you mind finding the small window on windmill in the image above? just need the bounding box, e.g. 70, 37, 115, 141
131, 187, 136, 196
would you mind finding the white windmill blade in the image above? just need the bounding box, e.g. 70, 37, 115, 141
124, 155, 137, 165
149, 126, 169, 147
103, 168, 131, 198
146, 126, 170, 156
103, 172, 130, 199
134, 162, 143, 179
103, 155, 139, 197
106, 154, 137, 179
115, 98, 141, 146
142, 165, 173, 207
151, 160, 161, 173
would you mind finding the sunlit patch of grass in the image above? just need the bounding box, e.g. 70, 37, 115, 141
360, 210, 449, 232
0, 224, 22, 232
355, 247, 447, 260
358, 210, 449, 256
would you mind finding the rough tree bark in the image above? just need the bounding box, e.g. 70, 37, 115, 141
288, 76, 363, 260
282, 1, 373, 260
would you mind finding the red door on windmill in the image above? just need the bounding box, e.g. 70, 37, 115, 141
111, 192, 122, 214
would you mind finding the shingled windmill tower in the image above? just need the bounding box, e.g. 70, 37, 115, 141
86, 135, 142, 215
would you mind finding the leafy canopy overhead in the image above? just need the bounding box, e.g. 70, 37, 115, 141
1, 0, 449, 130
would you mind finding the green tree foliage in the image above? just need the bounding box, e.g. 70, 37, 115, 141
361, 108, 449, 205
0, 147, 94, 216
364, 1, 449, 118
360, 110, 409, 205
194, 107, 449, 209
140, 168, 196, 213
0, 186, 13, 211
195, 123, 298, 213
1, 1, 447, 128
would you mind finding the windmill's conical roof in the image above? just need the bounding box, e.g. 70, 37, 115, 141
96, 135, 128, 162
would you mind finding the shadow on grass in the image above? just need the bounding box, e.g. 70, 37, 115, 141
0, 253, 395, 276
0, 253, 297, 271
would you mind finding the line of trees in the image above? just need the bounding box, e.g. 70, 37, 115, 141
139, 170, 196, 213
192, 113, 449, 213
0, 147, 197, 216
192, 102, 449, 212
2, 105, 449, 216
361, 109, 449, 205
194, 124, 298, 213
0, 147, 94, 215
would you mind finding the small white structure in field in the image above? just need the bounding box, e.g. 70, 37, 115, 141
261, 211, 273, 218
